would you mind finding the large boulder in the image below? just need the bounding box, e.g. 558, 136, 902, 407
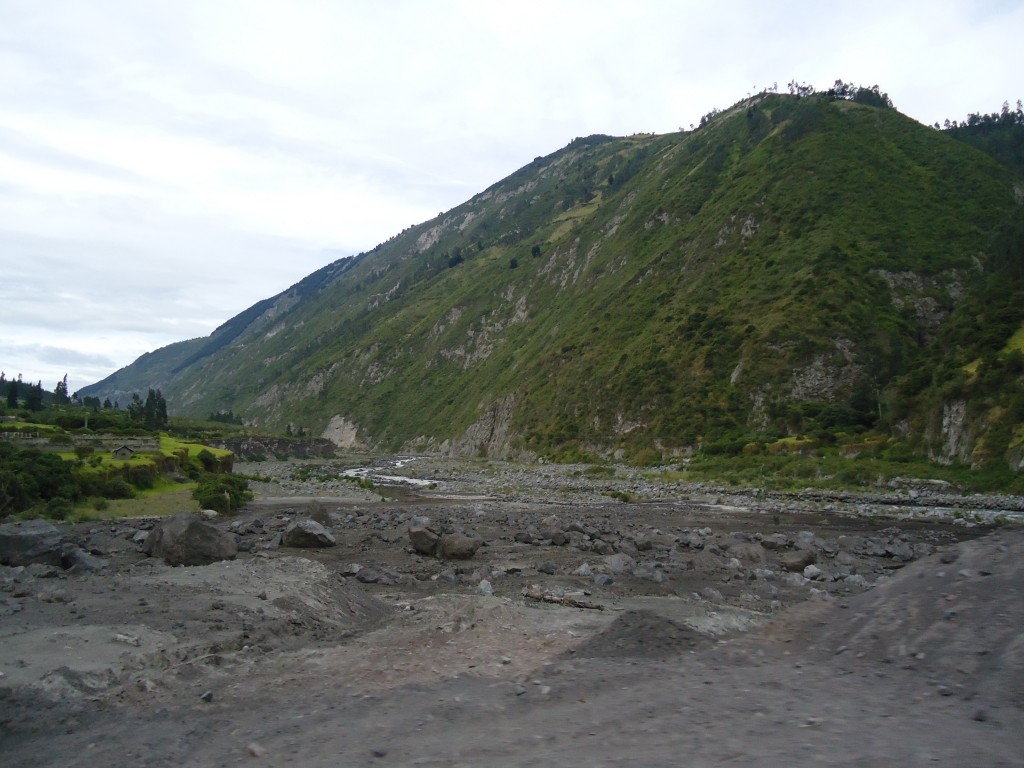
438, 533, 481, 560
408, 517, 441, 556
144, 512, 237, 566
0, 519, 66, 567
282, 519, 336, 548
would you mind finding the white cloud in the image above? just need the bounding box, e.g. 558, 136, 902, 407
0, 0, 1020, 389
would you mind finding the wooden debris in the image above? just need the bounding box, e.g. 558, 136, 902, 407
521, 586, 604, 610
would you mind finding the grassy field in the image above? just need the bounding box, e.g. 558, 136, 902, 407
70, 485, 198, 523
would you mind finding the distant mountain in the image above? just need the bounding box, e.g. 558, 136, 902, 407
81, 90, 1024, 468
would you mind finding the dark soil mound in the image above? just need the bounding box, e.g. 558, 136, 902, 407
566, 609, 709, 659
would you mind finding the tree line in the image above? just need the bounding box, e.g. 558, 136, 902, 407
2, 372, 169, 430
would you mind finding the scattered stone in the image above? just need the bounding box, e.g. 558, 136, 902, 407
25, 563, 62, 579
282, 519, 337, 548
37, 590, 71, 603
573, 563, 594, 577
781, 549, 817, 573
246, 742, 268, 758
701, 586, 724, 602
803, 564, 823, 581
61, 546, 109, 573
593, 574, 614, 587
603, 552, 635, 575
355, 568, 381, 584
478, 579, 493, 596
726, 540, 767, 564
535, 561, 558, 575
200, 690, 214, 702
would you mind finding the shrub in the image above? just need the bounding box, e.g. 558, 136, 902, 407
126, 462, 157, 489
45, 497, 74, 520
192, 473, 253, 514
196, 449, 219, 472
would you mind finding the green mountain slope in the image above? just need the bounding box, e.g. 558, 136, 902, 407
81, 91, 1024, 467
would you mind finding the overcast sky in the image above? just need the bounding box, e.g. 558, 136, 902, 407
1, 0, 1021, 393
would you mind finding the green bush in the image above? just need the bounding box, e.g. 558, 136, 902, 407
196, 449, 219, 472
45, 497, 74, 520
192, 473, 253, 514
126, 462, 157, 489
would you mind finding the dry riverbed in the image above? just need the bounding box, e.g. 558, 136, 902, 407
2, 456, 1022, 766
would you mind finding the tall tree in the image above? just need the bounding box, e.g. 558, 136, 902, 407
53, 374, 70, 405
142, 388, 169, 430
25, 381, 44, 411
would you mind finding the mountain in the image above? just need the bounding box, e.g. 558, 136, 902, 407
81, 90, 1024, 468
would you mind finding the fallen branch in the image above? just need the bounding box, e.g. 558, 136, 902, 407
521, 586, 604, 611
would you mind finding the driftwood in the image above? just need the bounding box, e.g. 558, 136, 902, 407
521, 586, 604, 611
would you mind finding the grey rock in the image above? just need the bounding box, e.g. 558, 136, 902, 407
633, 565, 666, 583
781, 549, 817, 572
632, 535, 654, 552
143, 513, 238, 566
796, 530, 821, 550
603, 552, 635, 574
535, 561, 558, 575
61, 546, 109, 572
803, 564, 823, 581
409, 518, 441, 556
354, 568, 380, 584
478, 579, 493, 596
725, 540, 767, 564
782, 572, 807, 586
0, 520, 66, 567
439, 533, 481, 560
592, 540, 614, 556
26, 563, 62, 579
593, 574, 614, 586
282, 519, 337, 548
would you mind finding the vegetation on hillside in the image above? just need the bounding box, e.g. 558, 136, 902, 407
77, 86, 1024, 482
